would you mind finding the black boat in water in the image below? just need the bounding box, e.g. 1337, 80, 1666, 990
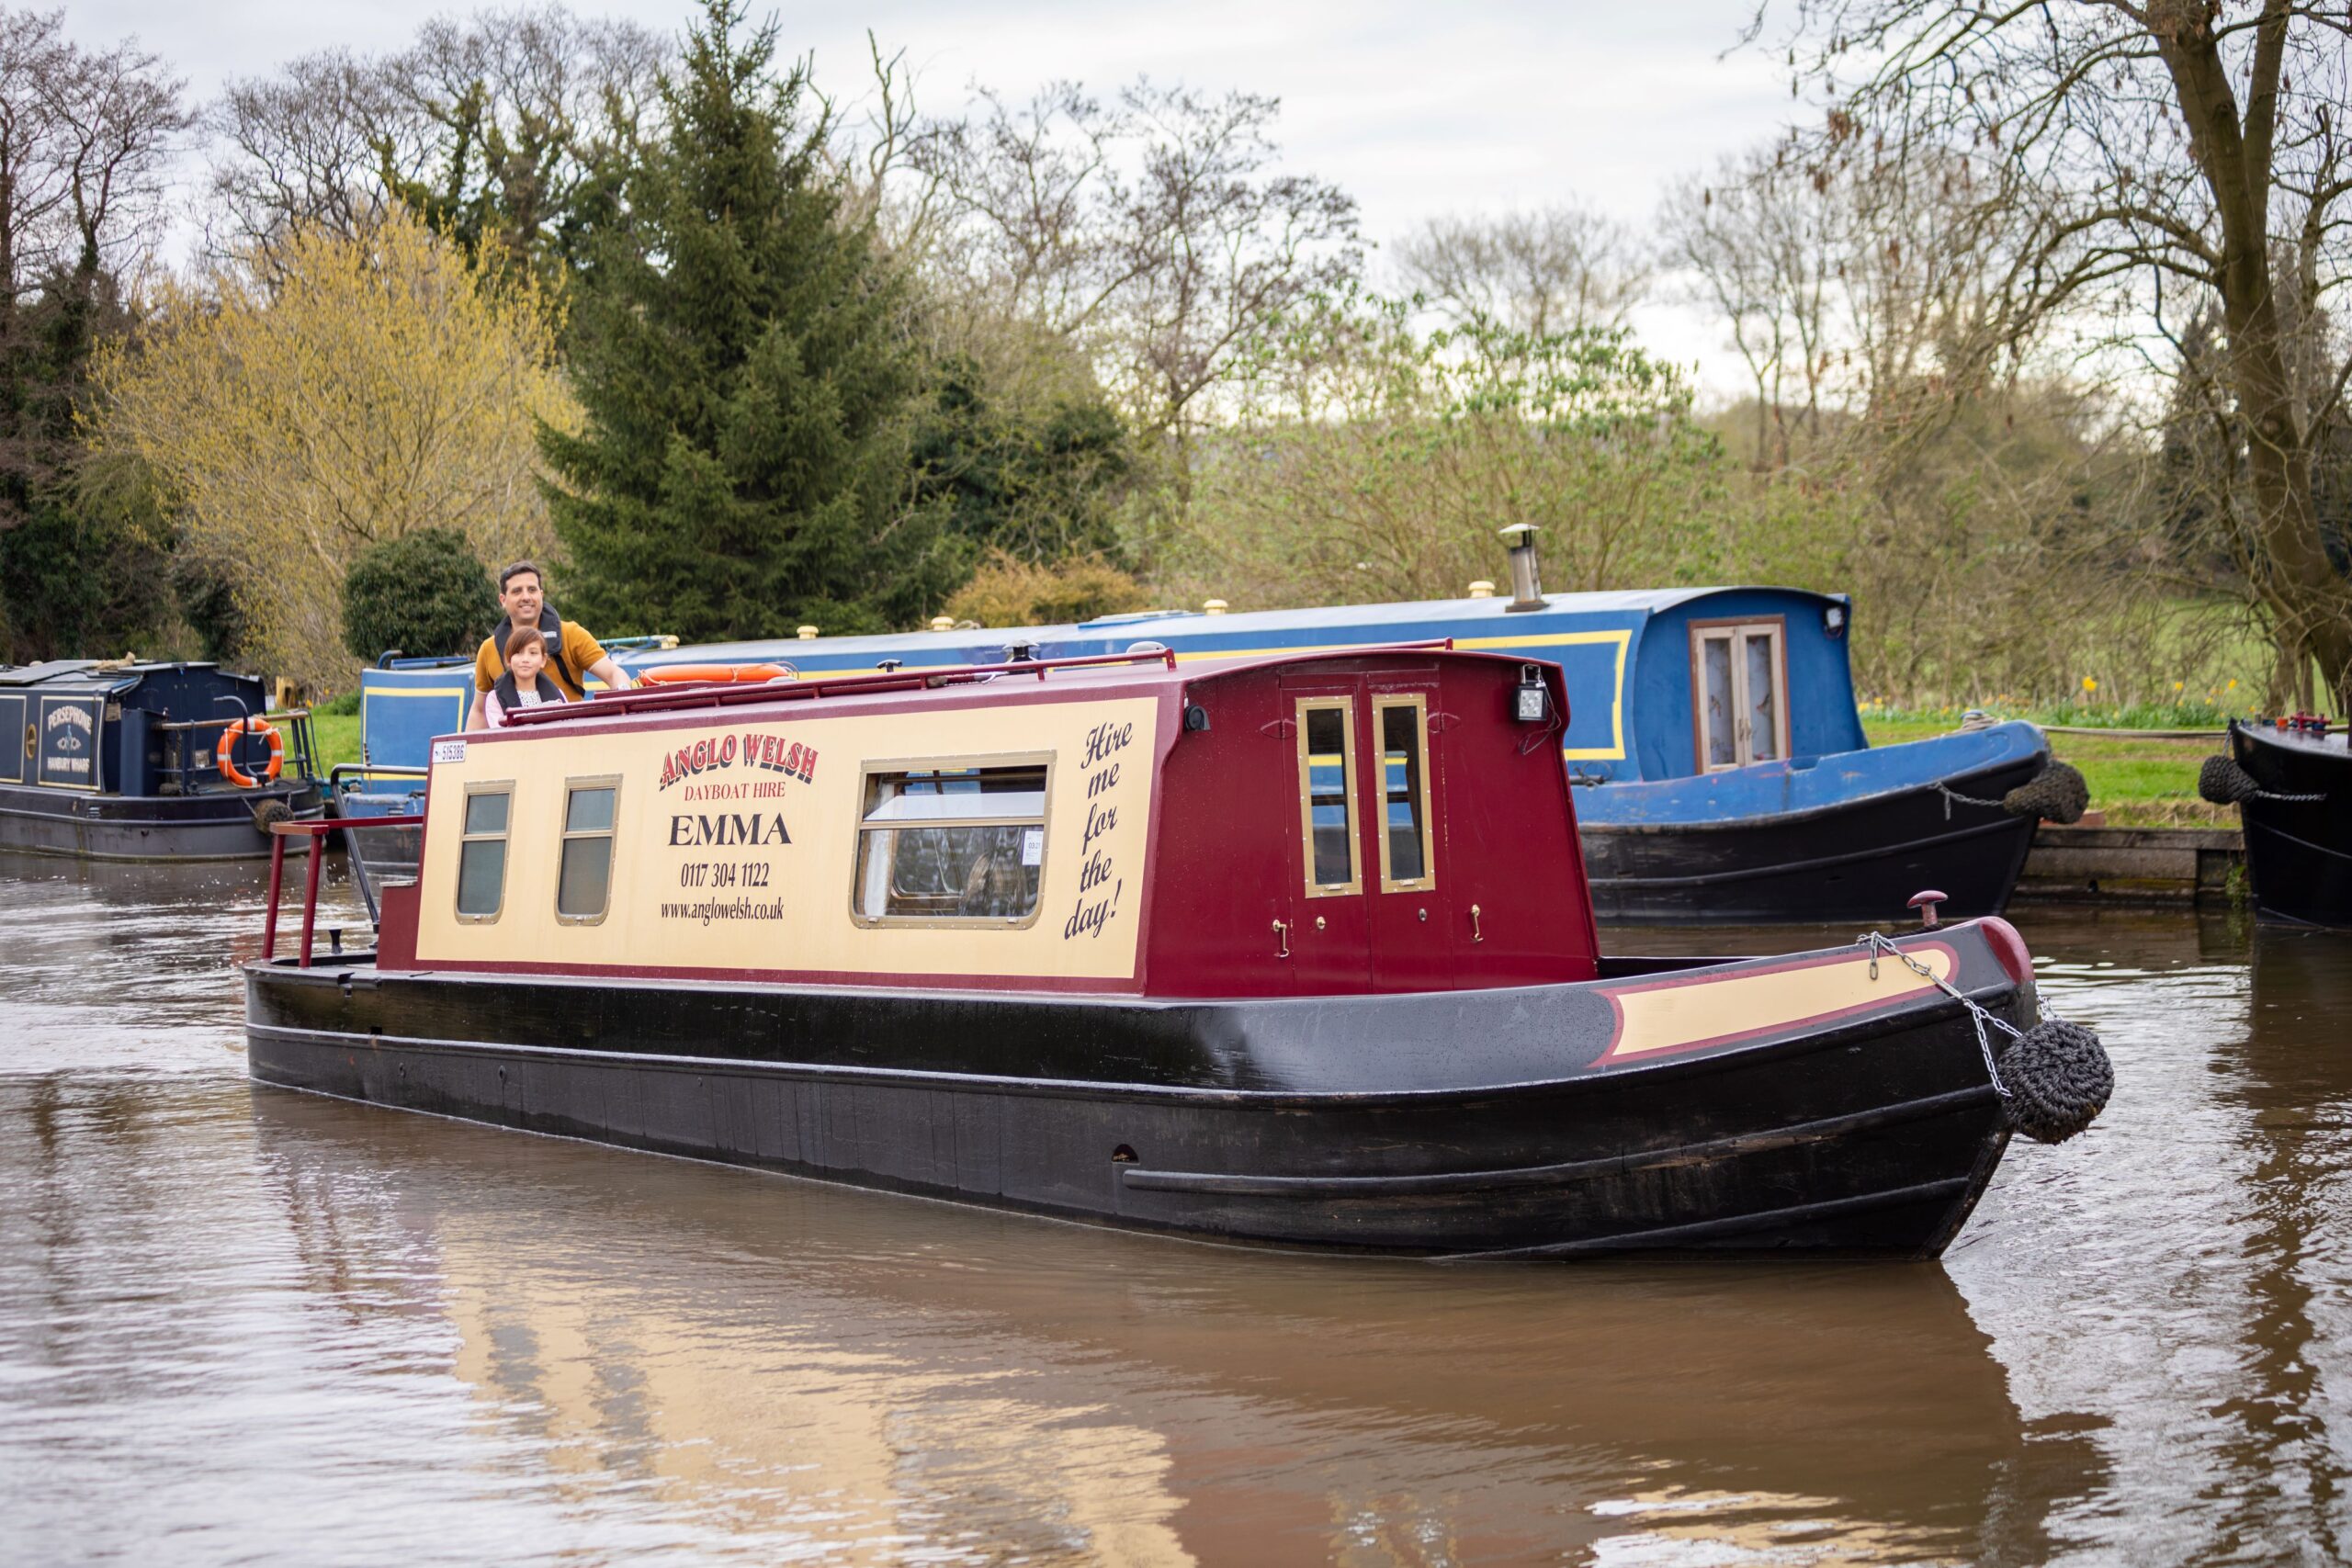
0, 660, 325, 861
246, 646, 2109, 1257
2203, 716, 2350, 927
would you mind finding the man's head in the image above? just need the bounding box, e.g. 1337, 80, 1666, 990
499, 561, 545, 626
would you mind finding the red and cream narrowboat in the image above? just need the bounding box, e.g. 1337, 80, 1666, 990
244, 647, 2106, 1257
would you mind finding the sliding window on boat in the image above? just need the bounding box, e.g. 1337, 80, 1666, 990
556, 777, 620, 925
455, 783, 513, 922
854, 757, 1051, 926
1295, 698, 1361, 897
1690, 618, 1790, 772
1372, 694, 1435, 893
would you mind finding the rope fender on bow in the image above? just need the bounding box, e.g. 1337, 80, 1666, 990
1933, 759, 2090, 824
1858, 931, 2111, 1145
2197, 754, 2324, 807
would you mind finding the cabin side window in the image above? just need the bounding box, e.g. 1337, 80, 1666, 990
455, 784, 513, 921
1373, 694, 1435, 892
853, 757, 1050, 926
1690, 620, 1789, 772
1295, 698, 1361, 897
556, 778, 620, 925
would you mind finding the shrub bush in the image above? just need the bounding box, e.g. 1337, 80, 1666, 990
944, 553, 1153, 628
342, 528, 497, 662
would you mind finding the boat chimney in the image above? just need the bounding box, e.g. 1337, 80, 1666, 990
1498, 525, 1546, 613
1002, 640, 1041, 663
1467, 580, 1495, 599
1203, 599, 1227, 616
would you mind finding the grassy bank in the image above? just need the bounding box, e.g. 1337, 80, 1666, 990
1861, 706, 2236, 828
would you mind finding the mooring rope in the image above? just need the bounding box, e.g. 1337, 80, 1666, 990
1856, 931, 2113, 1144
1859, 931, 2013, 1097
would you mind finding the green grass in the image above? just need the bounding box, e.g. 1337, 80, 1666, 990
307, 709, 363, 773
1861, 709, 2230, 828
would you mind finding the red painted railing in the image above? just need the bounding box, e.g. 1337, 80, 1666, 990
265, 816, 423, 966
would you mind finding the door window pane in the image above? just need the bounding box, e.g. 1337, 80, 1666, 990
1745, 633, 1780, 761
1300, 703, 1358, 892
463, 790, 509, 836
1376, 701, 1431, 888
1702, 637, 1736, 768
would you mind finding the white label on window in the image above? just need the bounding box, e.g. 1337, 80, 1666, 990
432, 738, 468, 765
1021, 828, 1044, 866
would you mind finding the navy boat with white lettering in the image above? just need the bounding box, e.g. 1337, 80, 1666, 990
0, 659, 324, 861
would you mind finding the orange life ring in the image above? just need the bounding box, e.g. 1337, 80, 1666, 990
216, 716, 284, 787
638, 662, 794, 685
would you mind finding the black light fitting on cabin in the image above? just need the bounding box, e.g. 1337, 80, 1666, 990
1514, 663, 1552, 723
1498, 523, 1547, 613
1824, 602, 1849, 639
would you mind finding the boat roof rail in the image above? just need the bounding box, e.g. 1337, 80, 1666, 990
502, 646, 1183, 728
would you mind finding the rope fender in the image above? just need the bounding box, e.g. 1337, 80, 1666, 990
2197, 753, 2324, 807
1935, 759, 2089, 824
1858, 932, 2111, 1145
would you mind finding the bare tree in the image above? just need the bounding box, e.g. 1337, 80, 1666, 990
207, 6, 662, 276
917, 78, 1361, 457
0, 8, 186, 297
1392, 204, 1649, 335
0, 7, 187, 531
207, 49, 415, 255
1764, 0, 2352, 709
1660, 148, 1837, 466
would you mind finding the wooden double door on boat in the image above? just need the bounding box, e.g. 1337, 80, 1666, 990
1275, 667, 1463, 993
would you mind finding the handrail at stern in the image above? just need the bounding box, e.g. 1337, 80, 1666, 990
264, 816, 424, 967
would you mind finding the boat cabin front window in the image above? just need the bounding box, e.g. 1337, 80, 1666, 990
1691, 620, 1789, 772
854, 759, 1050, 925
1295, 698, 1361, 896
556, 779, 619, 924
455, 784, 512, 921
1374, 695, 1435, 892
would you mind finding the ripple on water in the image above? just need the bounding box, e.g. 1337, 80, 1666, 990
6, 876, 2352, 1563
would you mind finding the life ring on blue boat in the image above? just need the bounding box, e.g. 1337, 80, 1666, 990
638, 662, 794, 685
216, 716, 284, 787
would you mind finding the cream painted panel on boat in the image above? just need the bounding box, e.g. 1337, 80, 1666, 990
412, 695, 1159, 982
1600, 944, 1956, 1065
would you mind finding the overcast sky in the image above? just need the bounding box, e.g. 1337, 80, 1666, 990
73, 0, 1802, 392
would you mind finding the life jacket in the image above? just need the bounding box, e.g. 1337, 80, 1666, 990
492, 668, 567, 719
487, 604, 579, 694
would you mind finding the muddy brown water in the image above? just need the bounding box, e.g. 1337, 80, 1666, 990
1, 852, 2346, 1565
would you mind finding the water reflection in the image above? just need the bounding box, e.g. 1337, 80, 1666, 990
244, 1087, 2073, 1565
8, 863, 2352, 1562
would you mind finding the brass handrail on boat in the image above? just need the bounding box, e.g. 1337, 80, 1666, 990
263, 815, 423, 968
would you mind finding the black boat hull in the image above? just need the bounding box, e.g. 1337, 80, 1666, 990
2233, 723, 2352, 928
0, 779, 323, 861
243, 953, 2027, 1258
1579, 754, 2046, 924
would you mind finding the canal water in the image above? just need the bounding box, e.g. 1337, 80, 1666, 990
1, 852, 2346, 1566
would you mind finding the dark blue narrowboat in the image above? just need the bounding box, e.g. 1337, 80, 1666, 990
0, 660, 326, 861
2200, 716, 2350, 927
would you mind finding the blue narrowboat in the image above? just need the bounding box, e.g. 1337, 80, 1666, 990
0, 660, 326, 861
356, 585, 2082, 923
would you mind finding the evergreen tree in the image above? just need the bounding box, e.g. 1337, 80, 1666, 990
540, 0, 951, 640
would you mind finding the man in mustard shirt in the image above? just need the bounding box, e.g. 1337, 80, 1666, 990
465, 561, 634, 730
